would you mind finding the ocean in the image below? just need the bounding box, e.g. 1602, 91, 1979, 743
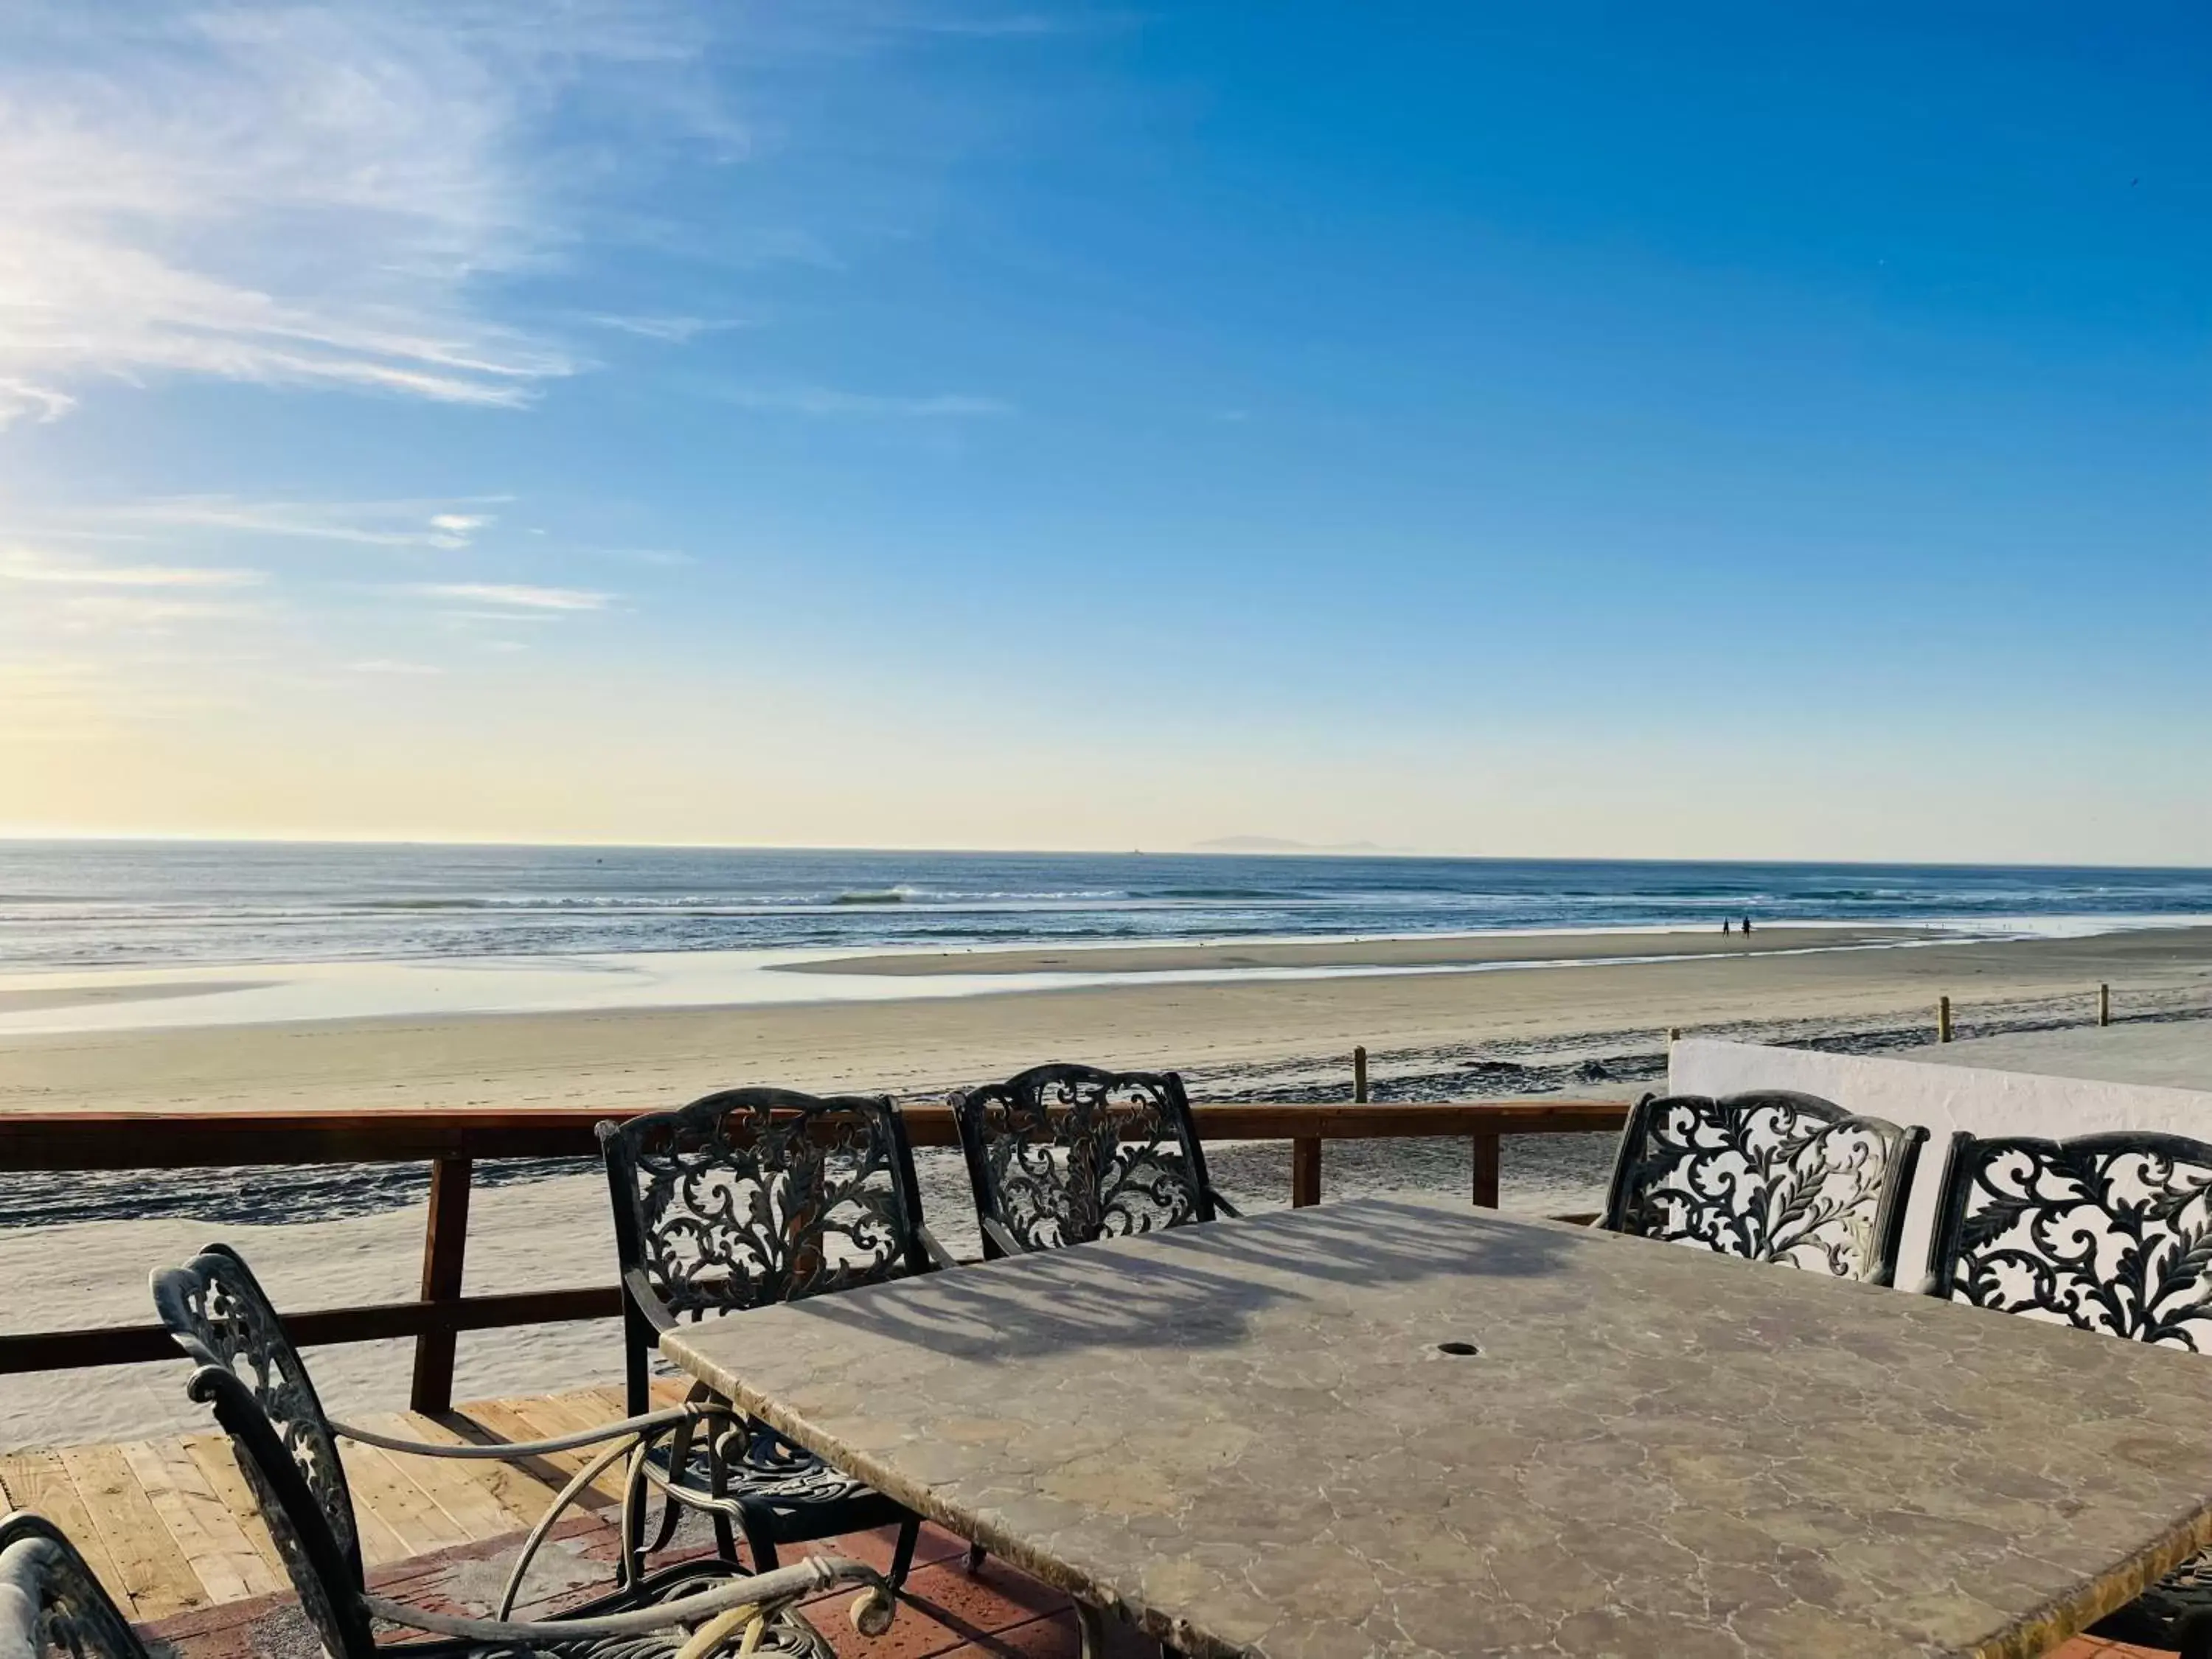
4, 841, 2212, 972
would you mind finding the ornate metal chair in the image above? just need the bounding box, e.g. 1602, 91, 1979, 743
0, 1511, 145, 1659
599, 1088, 953, 1590
951, 1062, 1239, 1259
1928, 1129, 2212, 1655
151, 1244, 893, 1659
1601, 1091, 1926, 1285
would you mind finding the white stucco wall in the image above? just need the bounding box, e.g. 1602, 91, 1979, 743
1667, 1038, 2212, 1289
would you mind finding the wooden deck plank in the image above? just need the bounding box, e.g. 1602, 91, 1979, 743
484, 1395, 629, 1510
337, 1439, 473, 1559
55, 1442, 209, 1621
344, 1412, 533, 1541
397, 1410, 573, 1527
0, 1450, 135, 1615
324, 1454, 414, 1567
507, 1391, 636, 1507
116, 1439, 282, 1605
178, 1436, 285, 1583
460, 1399, 622, 1512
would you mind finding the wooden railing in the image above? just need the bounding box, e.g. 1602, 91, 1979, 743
0, 1098, 1627, 1408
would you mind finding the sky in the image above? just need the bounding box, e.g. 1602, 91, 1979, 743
0, 1, 2205, 862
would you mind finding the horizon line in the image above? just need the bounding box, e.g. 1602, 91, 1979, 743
0, 832, 2208, 877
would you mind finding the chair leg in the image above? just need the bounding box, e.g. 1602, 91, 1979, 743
738, 1509, 780, 1576
1074, 1601, 1104, 1659
621, 1299, 653, 1419
888, 1514, 921, 1595
964, 1539, 987, 1573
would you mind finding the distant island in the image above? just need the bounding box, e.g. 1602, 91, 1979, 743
1191, 835, 1390, 853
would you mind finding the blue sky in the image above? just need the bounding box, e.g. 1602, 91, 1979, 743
1, 2, 2205, 860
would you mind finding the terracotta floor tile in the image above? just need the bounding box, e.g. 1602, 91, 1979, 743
796, 1519, 971, 1576
945, 1607, 1153, 1658
891, 1554, 1077, 1634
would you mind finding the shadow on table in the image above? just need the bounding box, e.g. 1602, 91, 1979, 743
787, 1197, 1586, 1361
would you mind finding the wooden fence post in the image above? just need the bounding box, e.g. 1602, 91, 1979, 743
1354, 1046, 1368, 1103
410, 1155, 472, 1414
1472, 1132, 1501, 1209
1938, 996, 1953, 1044
1291, 1137, 1321, 1208
2099, 983, 2112, 1027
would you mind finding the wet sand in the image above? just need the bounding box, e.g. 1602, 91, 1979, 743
781, 924, 1927, 976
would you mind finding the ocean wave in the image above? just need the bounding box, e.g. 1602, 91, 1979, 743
8, 842, 2212, 973
1142, 886, 1294, 900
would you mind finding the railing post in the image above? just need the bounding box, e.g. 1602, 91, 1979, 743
1471, 1130, 1500, 1208
1295, 1048, 1365, 1209
2099, 983, 2112, 1027
410, 1155, 472, 1415
1291, 1138, 1321, 1208
1938, 996, 1953, 1044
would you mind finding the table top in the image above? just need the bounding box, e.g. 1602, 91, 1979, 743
663, 1197, 2212, 1659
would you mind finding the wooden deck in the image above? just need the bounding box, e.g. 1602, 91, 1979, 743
0, 1382, 2166, 1658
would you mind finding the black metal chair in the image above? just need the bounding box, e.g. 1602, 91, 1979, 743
1927, 1129, 2212, 1655
599, 1088, 953, 1593
951, 1062, 1239, 1259
0, 1511, 145, 1659
1601, 1090, 1926, 1285
150, 1244, 892, 1659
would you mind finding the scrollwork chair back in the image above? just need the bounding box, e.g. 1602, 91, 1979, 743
148, 1246, 361, 1575
0, 1512, 147, 1659
150, 1249, 375, 1659
1601, 1091, 1925, 1285
600, 1089, 931, 1413
1929, 1130, 2212, 1346
954, 1063, 1218, 1256
1927, 1128, 2212, 1652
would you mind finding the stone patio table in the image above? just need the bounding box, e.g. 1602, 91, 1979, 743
662, 1196, 2212, 1658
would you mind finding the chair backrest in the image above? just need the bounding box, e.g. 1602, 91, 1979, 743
0, 1512, 145, 1659
599, 1088, 932, 1319
150, 1247, 374, 1659
953, 1063, 1217, 1255
1601, 1091, 1927, 1285
1927, 1129, 2212, 1348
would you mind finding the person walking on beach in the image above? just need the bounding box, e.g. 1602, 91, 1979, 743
1741, 914, 1753, 936
1722, 918, 1733, 936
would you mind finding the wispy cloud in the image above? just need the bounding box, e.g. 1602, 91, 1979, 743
0, 2, 736, 424
718, 384, 1014, 419
408, 582, 612, 611
51, 594, 269, 630
108, 495, 502, 550
0, 546, 263, 588
582, 314, 747, 343
347, 658, 445, 675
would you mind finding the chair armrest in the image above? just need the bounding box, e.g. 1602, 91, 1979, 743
981, 1216, 1028, 1257
330, 1400, 734, 1460
1206, 1186, 1244, 1220
625, 1265, 679, 1335
915, 1222, 961, 1273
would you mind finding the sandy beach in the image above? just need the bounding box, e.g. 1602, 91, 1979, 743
779, 923, 1927, 976
7, 923, 2212, 1450
7, 925, 2211, 1118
